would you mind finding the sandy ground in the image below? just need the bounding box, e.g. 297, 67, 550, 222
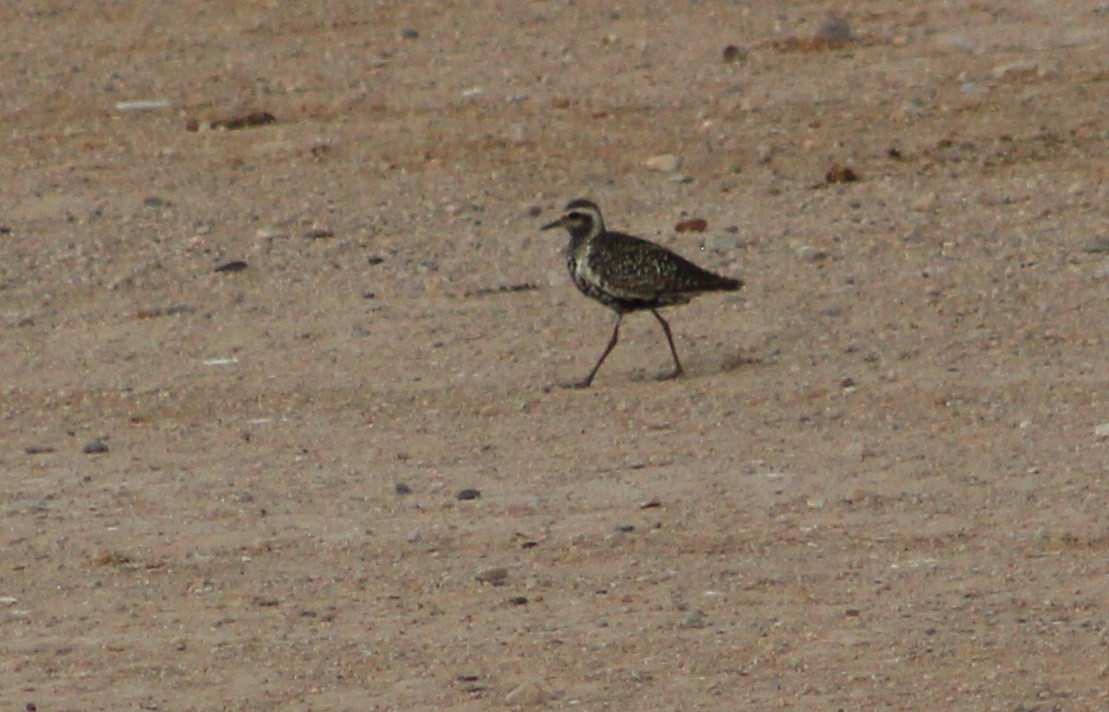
2, 1, 1106, 710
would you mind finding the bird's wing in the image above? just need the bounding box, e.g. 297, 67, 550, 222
589, 232, 731, 299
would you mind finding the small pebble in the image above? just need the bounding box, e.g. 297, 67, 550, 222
505, 682, 546, 706
644, 153, 682, 172
143, 195, 166, 208
115, 99, 171, 112
456, 488, 481, 500
82, 439, 109, 455
990, 60, 1041, 80
703, 234, 746, 250
400, 27, 419, 40
508, 595, 528, 605
797, 245, 828, 262
476, 567, 508, 585
256, 227, 289, 240
615, 524, 635, 533
394, 482, 412, 495
1094, 423, 1109, 440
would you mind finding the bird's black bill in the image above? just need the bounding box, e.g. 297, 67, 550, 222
541, 217, 564, 231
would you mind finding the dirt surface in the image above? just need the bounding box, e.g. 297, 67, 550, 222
2, 1, 1107, 710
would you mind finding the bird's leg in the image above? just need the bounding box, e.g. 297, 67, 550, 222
563, 313, 622, 388
651, 309, 684, 380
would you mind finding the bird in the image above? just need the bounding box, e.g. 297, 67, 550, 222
542, 199, 742, 388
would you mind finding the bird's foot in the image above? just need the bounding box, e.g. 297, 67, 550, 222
656, 367, 684, 382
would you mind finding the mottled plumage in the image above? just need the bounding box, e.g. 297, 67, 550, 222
542, 199, 742, 387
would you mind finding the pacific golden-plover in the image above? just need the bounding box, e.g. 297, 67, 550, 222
542, 199, 742, 388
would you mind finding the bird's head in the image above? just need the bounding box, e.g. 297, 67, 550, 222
541, 199, 605, 239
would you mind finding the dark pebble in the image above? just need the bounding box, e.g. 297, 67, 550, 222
840, 377, 856, 388
508, 596, 528, 605
367, 255, 385, 265
82, 439, 109, 454
722, 44, 748, 63
394, 482, 412, 495
214, 260, 248, 273
143, 196, 166, 208
526, 205, 542, 217
615, 524, 635, 533
303, 228, 334, 239
675, 218, 708, 233
456, 488, 481, 500
520, 540, 539, 549
826, 165, 860, 184
212, 111, 276, 130
400, 27, 419, 39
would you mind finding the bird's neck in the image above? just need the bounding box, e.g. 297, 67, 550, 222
568, 222, 601, 251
